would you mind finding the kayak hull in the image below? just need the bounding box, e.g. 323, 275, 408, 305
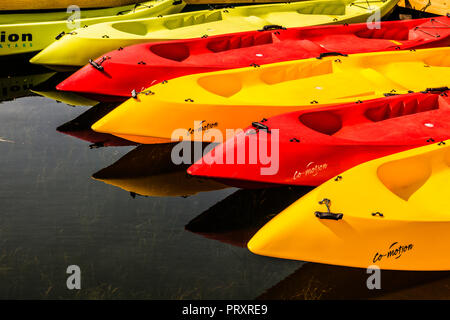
1, 1, 146, 11
91, 47, 450, 144
188, 91, 450, 187
57, 17, 450, 102
0, 0, 185, 56
30, 0, 400, 68
248, 141, 450, 270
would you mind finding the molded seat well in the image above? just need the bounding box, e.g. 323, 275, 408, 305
150, 43, 190, 62
299, 111, 342, 135
355, 27, 411, 40
365, 95, 440, 122
112, 21, 148, 35
297, 3, 346, 15
164, 11, 223, 30
377, 155, 432, 201
260, 60, 333, 85
206, 33, 273, 53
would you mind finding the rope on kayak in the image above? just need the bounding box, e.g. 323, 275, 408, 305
427, 138, 435, 143
419, 0, 433, 12
290, 138, 300, 143
438, 141, 446, 146
414, 27, 441, 38
422, 17, 450, 28
350, 0, 386, 10
116, 3, 154, 16
334, 176, 343, 181
315, 199, 343, 221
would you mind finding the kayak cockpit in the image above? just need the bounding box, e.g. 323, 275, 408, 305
377, 147, 449, 211
298, 93, 448, 142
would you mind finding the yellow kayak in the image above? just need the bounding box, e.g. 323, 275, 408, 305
30, 0, 399, 68
248, 140, 450, 271
398, 0, 449, 16
1, 1, 141, 11
0, 0, 185, 56
92, 47, 450, 144
93, 143, 227, 197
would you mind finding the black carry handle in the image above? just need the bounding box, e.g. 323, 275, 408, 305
316, 52, 348, 59
55, 31, 65, 40
315, 198, 343, 220
423, 86, 449, 93
89, 59, 104, 71
208, 3, 234, 9
251, 122, 271, 133
258, 25, 286, 32
315, 211, 344, 220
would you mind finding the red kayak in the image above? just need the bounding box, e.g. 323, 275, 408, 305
56, 17, 450, 102
187, 89, 450, 188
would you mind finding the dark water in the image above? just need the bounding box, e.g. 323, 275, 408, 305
1, 7, 450, 300
0, 63, 306, 299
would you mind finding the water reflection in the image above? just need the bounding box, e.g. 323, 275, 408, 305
186, 186, 313, 247
57, 103, 137, 148
0, 70, 55, 102
32, 72, 98, 106
258, 263, 450, 300
187, 184, 450, 299
1, 37, 449, 299
92, 143, 228, 197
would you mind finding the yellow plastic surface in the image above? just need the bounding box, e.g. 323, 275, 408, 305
1, 0, 143, 11
30, 0, 399, 67
0, 0, 185, 56
92, 47, 450, 144
248, 140, 450, 271
398, 0, 449, 15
